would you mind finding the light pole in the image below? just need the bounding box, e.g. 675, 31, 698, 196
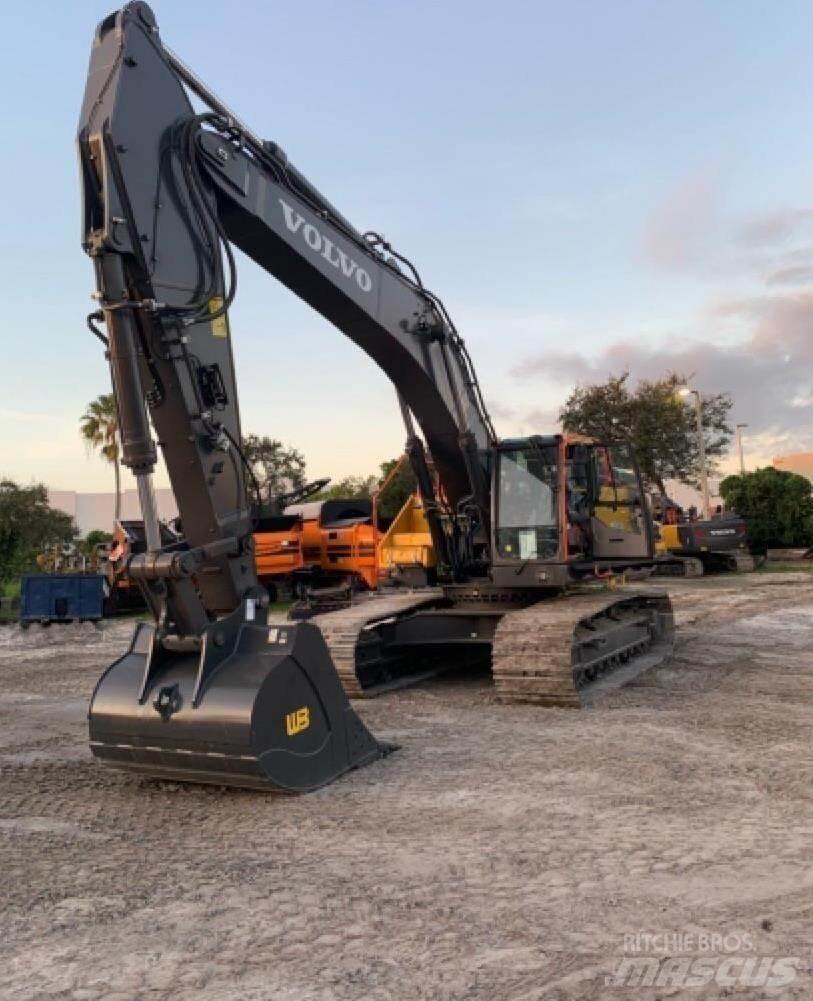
679, 387, 711, 521
736, 423, 748, 475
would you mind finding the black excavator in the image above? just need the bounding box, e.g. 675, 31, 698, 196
78, 3, 674, 792
653, 502, 756, 576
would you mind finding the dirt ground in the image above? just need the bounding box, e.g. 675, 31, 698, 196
1, 574, 812, 1001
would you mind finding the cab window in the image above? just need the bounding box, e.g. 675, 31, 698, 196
495, 447, 559, 560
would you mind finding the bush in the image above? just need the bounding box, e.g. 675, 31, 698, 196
719, 468, 813, 553
0, 480, 78, 584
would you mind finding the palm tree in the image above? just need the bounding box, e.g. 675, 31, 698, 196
80, 394, 122, 521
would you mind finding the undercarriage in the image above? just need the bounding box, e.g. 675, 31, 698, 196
306, 584, 675, 706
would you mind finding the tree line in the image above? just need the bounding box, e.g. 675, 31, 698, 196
242, 435, 415, 520
2, 369, 811, 589
0, 410, 416, 587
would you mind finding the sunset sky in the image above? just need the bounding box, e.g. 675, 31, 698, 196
3, 0, 812, 495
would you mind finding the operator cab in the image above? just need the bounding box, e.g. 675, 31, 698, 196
494, 437, 560, 563
490, 436, 653, 589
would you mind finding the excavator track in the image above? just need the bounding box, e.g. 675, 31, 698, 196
655, 551, 759, 577
491, 590, 674, 706
308, 591, 445, 697
728, 553, 757, 572
654, 556, 705, 578
304, 587, 673, 706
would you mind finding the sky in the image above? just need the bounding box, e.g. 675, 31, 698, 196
2, 0, 813, 496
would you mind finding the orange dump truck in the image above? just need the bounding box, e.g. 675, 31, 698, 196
254, 498, 380, 599
106, 501, 383, 610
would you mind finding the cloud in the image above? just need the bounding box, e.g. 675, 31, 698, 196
765, 264, 813, 286
736, 209, 813, 246
517, 406, 562, 436
643, 170, 722, 272
509, 289, 813, 454
485, 399, 516, 422
642, 175, 813, 285
508, 191, 813, 463
722, 427, 813, 473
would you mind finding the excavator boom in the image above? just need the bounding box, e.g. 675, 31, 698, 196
79, 4, 494, 582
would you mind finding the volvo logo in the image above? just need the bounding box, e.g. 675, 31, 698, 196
278, 198, 373, 293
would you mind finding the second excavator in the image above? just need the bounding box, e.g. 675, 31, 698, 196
77, 3, 675, 790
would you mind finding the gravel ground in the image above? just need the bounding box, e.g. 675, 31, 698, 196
1, 575, 812, 1000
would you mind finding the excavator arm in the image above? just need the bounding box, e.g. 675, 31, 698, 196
77, 0, 503, 793
78, 2, 494, 603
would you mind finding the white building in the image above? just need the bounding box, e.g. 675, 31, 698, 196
662, 479, 723, 514
49, 488, 177, 535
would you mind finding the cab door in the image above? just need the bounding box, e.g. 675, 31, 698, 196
589, 443, 651, 559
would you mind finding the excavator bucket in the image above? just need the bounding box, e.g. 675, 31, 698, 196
88, 608, 389, 792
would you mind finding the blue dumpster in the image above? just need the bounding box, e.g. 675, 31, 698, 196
20, 574, 106, 625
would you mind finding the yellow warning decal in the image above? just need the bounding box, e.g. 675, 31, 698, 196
285, 706, 310, 737
208, 297, 228, 338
